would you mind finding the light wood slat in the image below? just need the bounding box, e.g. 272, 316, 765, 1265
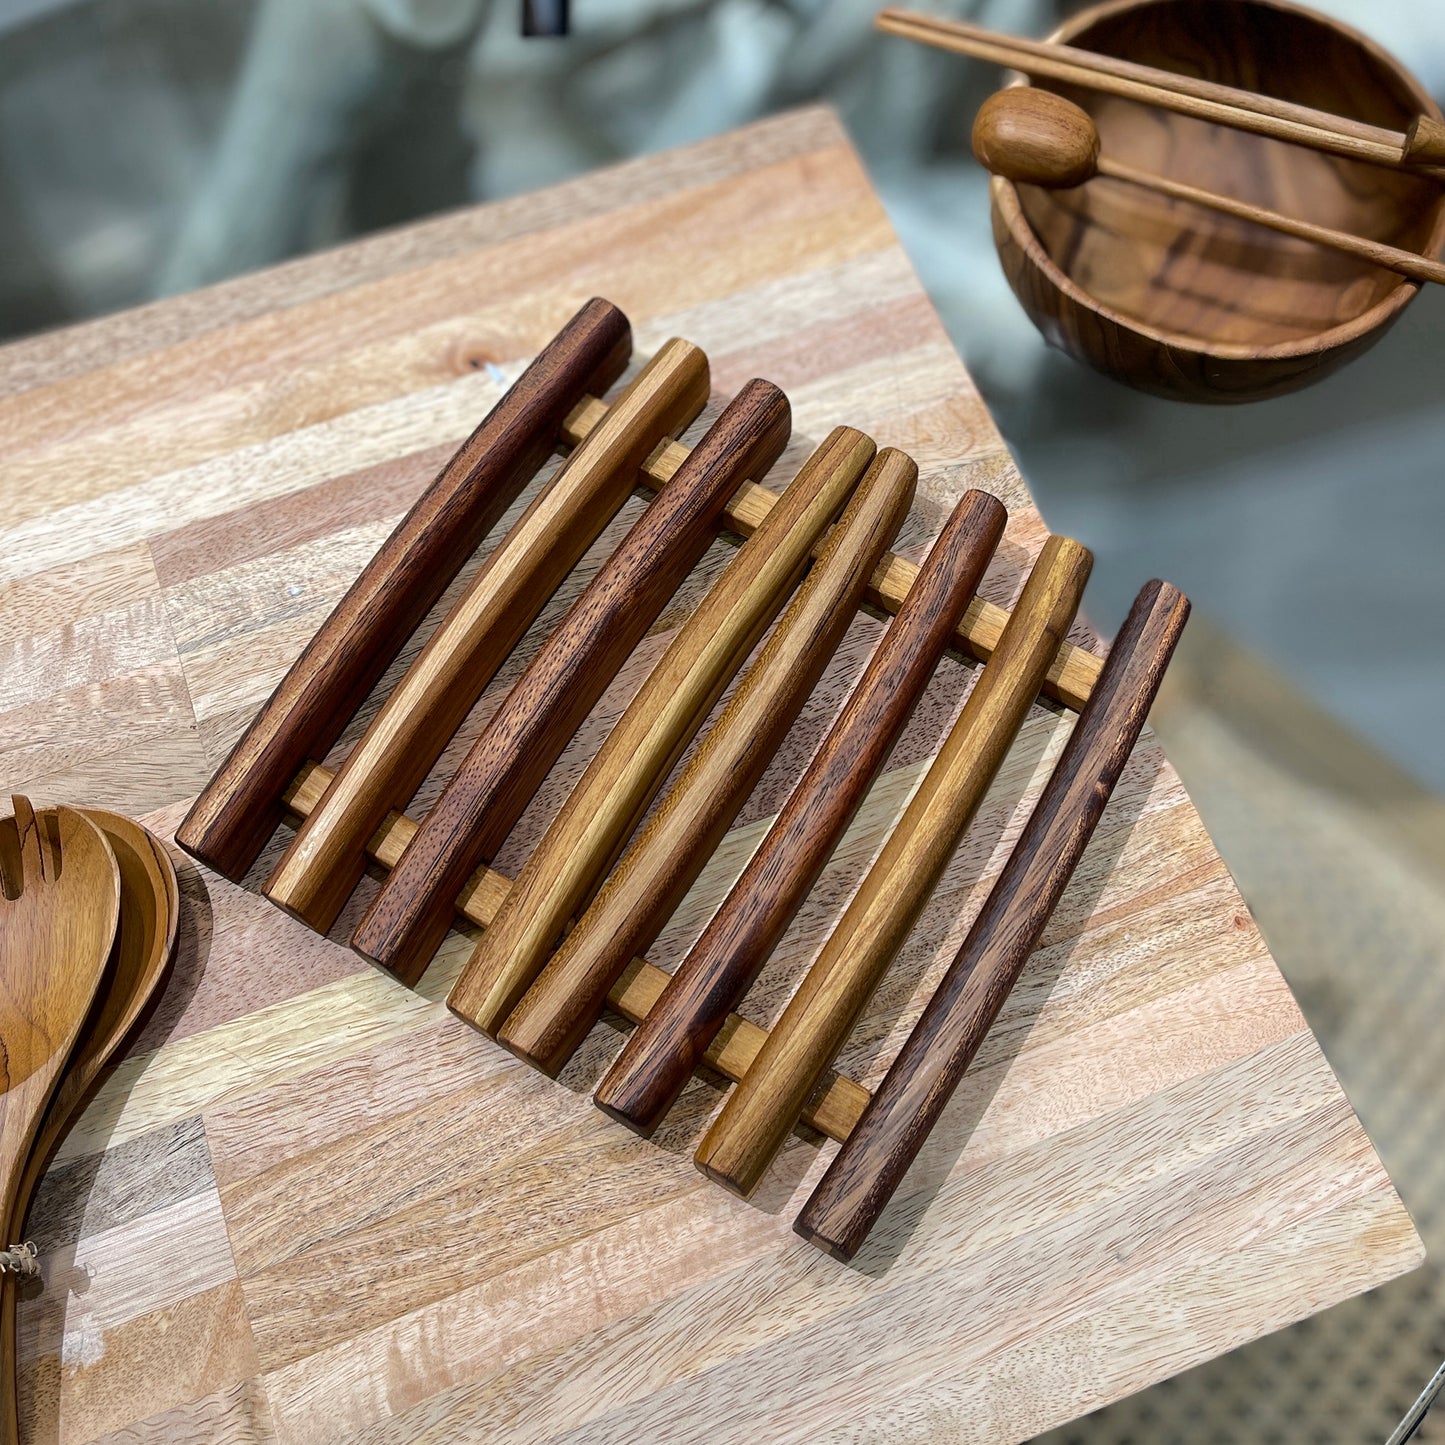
280, 763, 872, 1143
561, 395, 1105, 711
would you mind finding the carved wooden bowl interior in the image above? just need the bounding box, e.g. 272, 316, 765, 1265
989, 0, 1445, 402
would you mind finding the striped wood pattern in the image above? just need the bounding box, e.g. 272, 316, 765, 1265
0, 107, 1420, 1444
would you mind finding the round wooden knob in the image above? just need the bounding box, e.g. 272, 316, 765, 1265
972, 88, 1101, 189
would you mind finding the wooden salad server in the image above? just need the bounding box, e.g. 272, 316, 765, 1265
796, 580, 1190, 1261
266, 337, 709, 933
176, 297, 632, 881
451, 425, 876, 1036
487, 449, 918, 1076
353, 379, 792, 984
595, 488, 1007, 1137
695, 535, 1092, 1198
0, 799, 120, 1434
0, 808, 177, 1444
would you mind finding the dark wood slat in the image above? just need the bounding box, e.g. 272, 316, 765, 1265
486, 449, 918, 1076
794, 579, 1190, 1262
174, 297, 632, 880
352, 379, 792, 984
593, 488, 1007, 1137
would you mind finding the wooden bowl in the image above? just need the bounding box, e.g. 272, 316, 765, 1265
989, 0, 1445, 402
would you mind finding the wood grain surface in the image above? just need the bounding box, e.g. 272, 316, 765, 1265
451, 426, 874, 1037
174, 298, 631, 878
695, 535, 1092, 1198
0, 108, 1420, 1444
352, 379, 791, 984
796, 580, 1190, 1260
489, 449, 916, 1075
596, 488, 1006, 1137
264, 338, 709, 933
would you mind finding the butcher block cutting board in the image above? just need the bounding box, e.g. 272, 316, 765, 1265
0, 107, 1421, 1444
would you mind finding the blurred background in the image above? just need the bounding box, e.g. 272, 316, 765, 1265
1, 0, 1441, 1439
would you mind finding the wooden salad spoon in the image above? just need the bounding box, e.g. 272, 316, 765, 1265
0, 798, 120, 1437
973, 88, 1445, 287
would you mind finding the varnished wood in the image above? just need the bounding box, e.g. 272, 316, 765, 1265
280, 762, 872, 1142
264, 338, 709, 933
973, 88, 1101, 189
20, 811, 178, 1210
450, 427, 875, 1037
0, 799, 120, 1438
595, 489, 1007, 1137
0, 808, 177, 1445
0, 109, 1419, 1443
489, 450, 918, 1076
561, 396, 1104, 711
174, 298, 631, 878
879, 6, 1444, 171
977, 89, 1445, 286
353, 380, 792, 985
985, 0, 1445, 402
796, 580, 1191, 1261
695, 536, 1092, 1198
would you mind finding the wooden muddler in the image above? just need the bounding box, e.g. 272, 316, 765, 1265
488, 450, 918, 1075
449, 426, 876, 1036
595, 489, 1007, 1137
264, 338, 710, 932
175, 297, 631, 881
795, 579, 1190, 1261
352, 380, 791, 985
694, 534, 1092, 1198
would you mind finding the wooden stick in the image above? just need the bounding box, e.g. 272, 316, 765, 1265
174, 298, 632, 881
875, 8, 1445, 172
1098, 154, 1445, 286
449, 427, 876, 1036
560, 397, 1104, 712
279, 763, 872, 1143
694, 535, 1092, 1199
595, 489, 1007, 1138
487, 450, 918, 1076
264, 338, 710, 932
352, 379, 792, 985
795, 579, 1190, 1261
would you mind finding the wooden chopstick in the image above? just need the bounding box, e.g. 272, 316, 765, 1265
594, 488, 1007, 1138
265, 338, 710, 933
795, 578, 1190, 1262
876, 8, 1445, 173
175, 298, 632, 882
351, 379, 792, 985
486, 450, 918, 1077
694, 534, 1092, 1200
448, 426, 876, 1037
